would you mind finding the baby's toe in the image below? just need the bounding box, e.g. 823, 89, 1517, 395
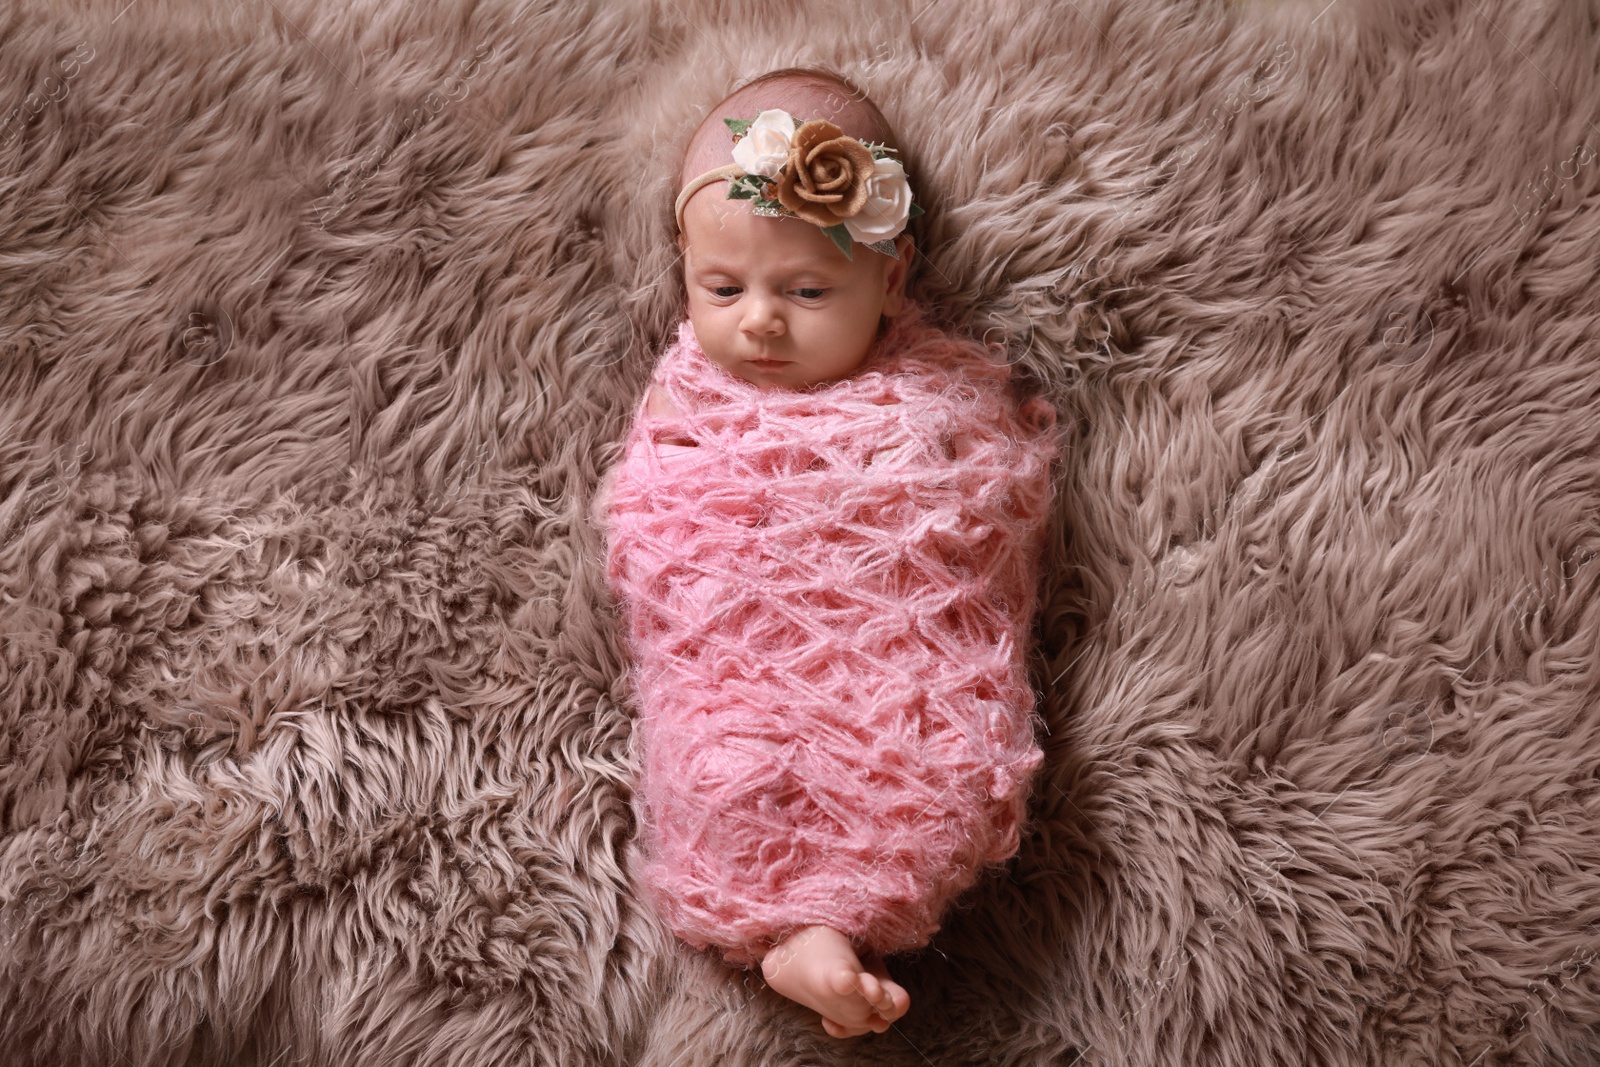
822, 1015, 870, 1039
825, 966, 861, 1000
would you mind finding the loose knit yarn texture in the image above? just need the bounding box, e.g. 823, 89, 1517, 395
603, 300, 1062, 968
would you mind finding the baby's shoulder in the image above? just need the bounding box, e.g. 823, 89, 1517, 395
644, 383, 681, 419
643, 384, 697, 448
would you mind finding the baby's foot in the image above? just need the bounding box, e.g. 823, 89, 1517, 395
760, 925, 911, 1038
821, 953, 912, 1038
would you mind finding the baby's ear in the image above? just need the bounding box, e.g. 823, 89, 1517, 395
677, 231, 687, 254
881, 233, 915, 317
896, 231, 915, 265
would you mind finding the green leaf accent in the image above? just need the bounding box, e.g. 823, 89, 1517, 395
867, 238, 900, 258
724, 118, 752, 137
907, 202, 925, 219
726, 173, 765, 200
823, 223, 854, 260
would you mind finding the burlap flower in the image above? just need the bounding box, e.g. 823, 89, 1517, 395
774, 119, 876, 228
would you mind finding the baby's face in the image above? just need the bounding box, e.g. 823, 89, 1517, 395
678, 193, 913, 390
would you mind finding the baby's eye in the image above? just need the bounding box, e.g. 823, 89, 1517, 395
792, 288, 826, 299
710, 286, 740, 298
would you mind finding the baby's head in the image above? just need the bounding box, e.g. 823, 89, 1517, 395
675, 68, 920, 390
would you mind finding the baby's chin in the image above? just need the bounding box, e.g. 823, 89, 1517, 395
711, 357, 807, 390
717, 358, 869, 392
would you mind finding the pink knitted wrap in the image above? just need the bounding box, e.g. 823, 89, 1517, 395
603, 300, 1062, 968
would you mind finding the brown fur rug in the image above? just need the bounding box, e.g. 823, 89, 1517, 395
4, 0, 1600, 1064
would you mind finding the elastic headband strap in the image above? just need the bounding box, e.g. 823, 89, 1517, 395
674, 163, 748, 233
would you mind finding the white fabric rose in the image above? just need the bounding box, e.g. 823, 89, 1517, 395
731, 109, 796, 178
843, 158, 913, 243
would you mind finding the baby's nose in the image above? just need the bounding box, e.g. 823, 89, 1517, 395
743, 301, 786, 334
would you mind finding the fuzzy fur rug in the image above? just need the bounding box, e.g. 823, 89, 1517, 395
3, 0, 1600, 1064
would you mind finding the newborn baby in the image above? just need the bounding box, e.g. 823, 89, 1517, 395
594, 68, 1061, 1040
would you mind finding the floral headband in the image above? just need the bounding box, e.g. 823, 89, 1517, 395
674, 108, 924, 260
